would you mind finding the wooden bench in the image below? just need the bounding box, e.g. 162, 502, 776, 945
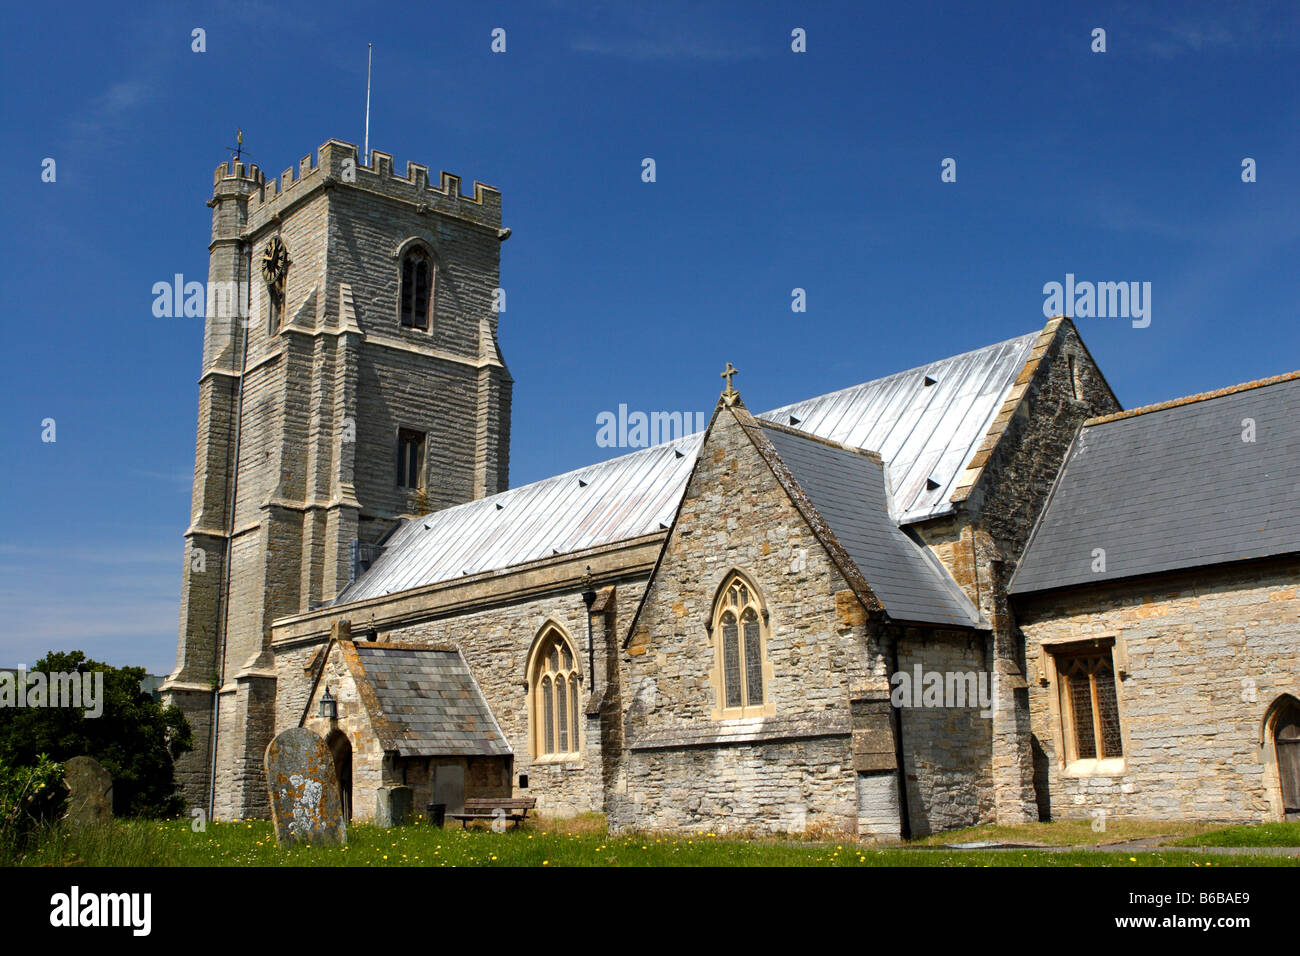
442, 797, 537, 829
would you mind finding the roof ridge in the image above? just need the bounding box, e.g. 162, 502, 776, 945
403, 329, 1040, 524
1085, 369, 1300, 427
755, 418, 883, 463
355, 640, 458, 653
413, 431, 705, 518
761, 327, 1042, 415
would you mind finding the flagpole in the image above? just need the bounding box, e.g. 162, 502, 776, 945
363, 43, 373, 166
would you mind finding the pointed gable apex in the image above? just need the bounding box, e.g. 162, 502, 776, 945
623, 395, 982, 649
949, 316, 1117, 506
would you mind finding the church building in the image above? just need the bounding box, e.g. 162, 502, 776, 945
161, 141, 1299, 837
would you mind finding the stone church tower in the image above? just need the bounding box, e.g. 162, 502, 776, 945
162, 140, 512, 819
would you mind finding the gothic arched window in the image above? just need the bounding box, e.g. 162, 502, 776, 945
530, 627, 582, 760
399, 247, 433, 330
710, 573, 773, 719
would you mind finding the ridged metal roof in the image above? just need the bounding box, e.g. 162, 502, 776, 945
760, 331, 1038, 522
336, 330, 1039, 604
336, 434, 703, 602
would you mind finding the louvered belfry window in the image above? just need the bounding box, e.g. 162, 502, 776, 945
532, 629, 581, 759
400, 248, 432, 329
396, 429, 425, 490
713, 575, 769, 716
1057, 650, 1124, 761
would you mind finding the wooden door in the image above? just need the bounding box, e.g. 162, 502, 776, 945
1276, 704, 1300, 821
433, 762, 465, 815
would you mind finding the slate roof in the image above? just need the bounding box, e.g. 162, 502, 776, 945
350, 644, 510, 758
758, 423, 983, 628
336, 328, 1043, 605
1009, 373, 1300, 595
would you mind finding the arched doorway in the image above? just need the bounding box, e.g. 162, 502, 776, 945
1272, 698, 1300, 821
326, 730, 353, 822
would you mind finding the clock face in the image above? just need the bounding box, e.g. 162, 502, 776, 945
261, 236, 288, 285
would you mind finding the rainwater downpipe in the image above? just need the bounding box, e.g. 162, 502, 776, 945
207, 237, 252, 819
887, 625, 913, 841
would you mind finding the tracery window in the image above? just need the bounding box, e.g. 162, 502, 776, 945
1055, 648, 1123, 762
531, 628, 581, 759
711, 573, 771, 718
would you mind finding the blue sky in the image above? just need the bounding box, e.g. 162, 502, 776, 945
1, 0, 1297, 674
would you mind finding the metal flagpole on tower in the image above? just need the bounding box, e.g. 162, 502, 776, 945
363, 43, 373, 166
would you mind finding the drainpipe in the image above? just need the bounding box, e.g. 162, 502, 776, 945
581, 567, 597, 700
208, 237, 251, 820
887, 625, 913, 841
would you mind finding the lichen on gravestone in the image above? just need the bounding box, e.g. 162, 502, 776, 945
64, 755, 113, 829
264, 727, 346, 847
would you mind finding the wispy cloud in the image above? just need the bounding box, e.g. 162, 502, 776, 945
572, 32, 764, 62
0, 536, 178, 673
565, 1, 765, 61
129, 467, 192, 486
70, 79, 155, 136
1131, 3, 1300, 59
0, 543, 176, 566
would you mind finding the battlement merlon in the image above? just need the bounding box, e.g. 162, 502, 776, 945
216, 139, 501, 233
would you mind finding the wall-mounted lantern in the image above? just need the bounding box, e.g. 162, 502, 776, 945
319, 687, 338, 720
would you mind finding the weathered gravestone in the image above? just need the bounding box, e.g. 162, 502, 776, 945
64, 755, 113, 828
375, 785, 413, 827
264, 727, 347, 847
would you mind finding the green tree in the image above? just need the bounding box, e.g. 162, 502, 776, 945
0, 651, 192, 817
0, 754, 64, 851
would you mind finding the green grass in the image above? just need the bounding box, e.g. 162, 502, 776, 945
911, 819, 1215, 847
1169, 821, 1300, 848
5, 818, 1296, 867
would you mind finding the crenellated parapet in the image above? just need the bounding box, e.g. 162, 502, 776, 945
215, 139, 501, 233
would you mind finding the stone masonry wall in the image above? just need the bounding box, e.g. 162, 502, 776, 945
274, 575, 650, 818
168, 142, 512, 817
623, 737, 857, 835
914, 318, 1122, 825
300, 644, 386, 821
614, 403, 887, 836
1017, 559, 1300, 822
895, 629, 996, 835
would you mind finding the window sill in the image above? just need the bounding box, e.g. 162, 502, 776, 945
532, 755, 584, 769
1063, 757, 1125, 778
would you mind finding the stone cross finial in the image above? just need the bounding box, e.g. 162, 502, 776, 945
720, 362, 740, 405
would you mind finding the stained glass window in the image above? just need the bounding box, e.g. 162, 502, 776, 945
542, 677, 554, 755
1057, 649, 1124, 761
743, 610, 763, 706
556, 678, 568, 752
722, 612, 742, 708
713, 575, 768, 714
533, 629, 582, 757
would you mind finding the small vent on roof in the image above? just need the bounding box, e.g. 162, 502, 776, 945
495, 502, 504, 510
424, 522, 432, 530
674, 449, 685, 459
788, 415, 802, 425
925, 477, 941, 490
923, 375, 938, 387
660, 521, 671, 530
552, 548, 561, 555
578, 478, 589, 487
